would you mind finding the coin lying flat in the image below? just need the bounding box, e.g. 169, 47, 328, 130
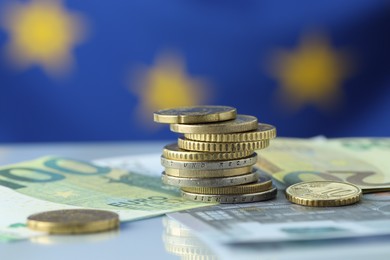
27, 209, 119, 234
164, 165, 252, 178
177, 136, 269, 152
163, 143, 254, 161
181, 186, 277, 203
170, 114, 258, 134
153, 106, 236, 124
181, 174, 273, 195
162, 170, 259, 188
161, 153, 258, 170
286, 181, 362, 207
184, 123, 276, 142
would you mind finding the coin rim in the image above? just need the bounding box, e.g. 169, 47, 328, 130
160, 153, 258, 170
177, 136, 270, 152
163, 143, 254, 161
181, 175, 273, 195
153, 106, 236, 124
164, 165, 253, 178
170, 114, 258, 134
184, 123, 276, 142
161, 170, 259, 187
181, 186, 277, 203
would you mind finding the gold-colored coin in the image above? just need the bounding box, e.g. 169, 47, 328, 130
163, 143, 254, 161
27, 209, 119, 234
286, 181, 362, 207
181, 187, 277, 203
153, 105, 236, 124
170, 114, 258, 134
164, 165, 252, 178
182, 174, 272, 195
177, 136, 269, 152
185, 123, 276, 142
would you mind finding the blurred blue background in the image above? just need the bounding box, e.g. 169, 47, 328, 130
0, 0, 389, 143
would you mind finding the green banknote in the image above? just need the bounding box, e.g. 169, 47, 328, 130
256, 138, 390, 192
0, 156, 206, 242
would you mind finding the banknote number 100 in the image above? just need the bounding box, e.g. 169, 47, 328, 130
0, 158, 110, 190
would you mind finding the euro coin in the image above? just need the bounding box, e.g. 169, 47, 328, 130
181, 174, 272, 195
163, 143, 254, 161
161, 170, 259, 188
161, 153, 258, 170
177, 136, 269, 152
286, 181, 362, 207
153, 105, 236, 124
181, 186, 277, 203
170, 114, 258, 134
27, 209, 119, 234
185, 123, 276, 142
164, 165, 252, 178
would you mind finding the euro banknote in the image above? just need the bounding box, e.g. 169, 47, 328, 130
0, 155, 206, 242
256, 138, 390, 192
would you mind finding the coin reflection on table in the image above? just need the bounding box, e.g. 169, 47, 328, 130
29, 229, 120, 245
162, 217, 218, 260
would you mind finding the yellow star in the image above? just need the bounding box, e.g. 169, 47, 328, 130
55, 191, 75, 198
2, 0, 86, 76
130, 52, 210, 126
270, 34, 352, 111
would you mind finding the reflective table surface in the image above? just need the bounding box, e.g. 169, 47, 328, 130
1, 141, 390, 260
0, 141, 181, 260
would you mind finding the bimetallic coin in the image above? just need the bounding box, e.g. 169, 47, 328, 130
27, 209, 119, 234
181, 187, 277, 203
162, 170, 259, 188
286, 181, 362, 207
177, 136, 269, 152
153, 105, 236, 124
161, 153, 258, 170
170, 114, 258, 134
185, 123, 276, 142
164, 166, 252, 178
182, 174, 273, 195
163, 143, 254, 161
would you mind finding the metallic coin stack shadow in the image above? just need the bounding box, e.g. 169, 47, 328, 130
154, 106, 277, 204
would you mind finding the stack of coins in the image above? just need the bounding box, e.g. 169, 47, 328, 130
154, 105, 277, 204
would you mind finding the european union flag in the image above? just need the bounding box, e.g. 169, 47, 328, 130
0, 0, 389, 142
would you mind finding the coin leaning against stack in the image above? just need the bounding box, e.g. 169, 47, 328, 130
154, 105, 277, 203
